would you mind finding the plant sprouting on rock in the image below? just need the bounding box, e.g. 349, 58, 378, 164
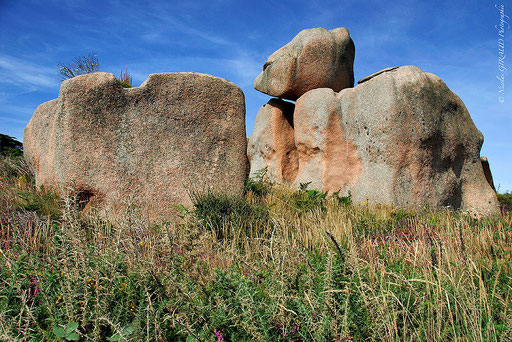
57, 52, 100, 81
118, 67, 133, 88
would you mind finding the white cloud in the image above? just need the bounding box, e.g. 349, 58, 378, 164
0, 54, 57, 89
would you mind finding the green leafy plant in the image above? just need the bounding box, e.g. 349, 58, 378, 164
107, 325, 134, 341
53, 322, 80, 341
292, 182, 328, 214
57, 52, 100, 81
332, 189, 352, 206
245, 167, 272, 196
191, 190, 271, 239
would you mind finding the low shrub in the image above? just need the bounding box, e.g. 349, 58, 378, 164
190, 189, 271, 240
0, 133, 23, 157
58, 52, 100, 81
498, 192, 512, 212
245, 167, 272, 196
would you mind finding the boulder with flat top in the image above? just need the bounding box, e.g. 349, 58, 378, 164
24, 72, 248, 222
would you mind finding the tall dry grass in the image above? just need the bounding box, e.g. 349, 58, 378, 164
1, 156, 511, 341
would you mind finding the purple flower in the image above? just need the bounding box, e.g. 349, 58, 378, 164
214, 329, 224, 342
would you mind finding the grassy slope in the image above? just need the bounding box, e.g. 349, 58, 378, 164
0, 155, 511, 341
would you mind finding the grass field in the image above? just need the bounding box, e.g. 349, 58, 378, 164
1, 154, 511, 341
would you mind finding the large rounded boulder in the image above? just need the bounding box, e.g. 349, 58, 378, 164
254, 27, 355, 101
293, 65, 499, 215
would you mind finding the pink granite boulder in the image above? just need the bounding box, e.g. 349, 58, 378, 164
254, 27, 355, 101
24, 72, 248, 222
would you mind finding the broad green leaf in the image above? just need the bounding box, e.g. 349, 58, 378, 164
107, 334, 120, 341
53, 326, 66, 337
122, 326, 134, 335
66, 332, 80, 341
66, 322, 79, 331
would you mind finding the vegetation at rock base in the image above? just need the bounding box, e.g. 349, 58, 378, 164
497, 192, 512, 212
0, 134, 23, 157
1, 153, 511, 341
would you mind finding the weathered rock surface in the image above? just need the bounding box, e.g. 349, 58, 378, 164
247, 98, 297, 183
24, 72, 248, 222
293, 88, 362, 192
250, 65, 498, 216
480, 157, 496, 191
254, 27, 355, 101
358, 66, 398, 84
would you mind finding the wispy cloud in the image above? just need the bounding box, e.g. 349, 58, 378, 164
226, 53, 261, 88
0, 54, 57, 89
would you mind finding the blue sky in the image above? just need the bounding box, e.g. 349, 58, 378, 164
1, 0, 511, 191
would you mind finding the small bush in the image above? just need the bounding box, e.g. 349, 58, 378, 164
291, 182, 328, 214
245, 167, 272, 196
497, 192, 512, 211
118, 67, 133, 88
0, 133, 23, 157
191, 190, 271, 240
57, 52, 100, 81
332, 189, 352, 206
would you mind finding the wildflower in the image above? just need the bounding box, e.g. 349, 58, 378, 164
86, 277, 97, 289
29, 277, 41, 296
214, 329, 224, 342
291, 325, 298, 335
129, 302, 135, 312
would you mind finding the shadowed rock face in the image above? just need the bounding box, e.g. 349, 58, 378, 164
254, 27, 355, 101
24, 72, 248, 223
247, 99, 297, 183
249, 65, 499, 216
331, 66, 498, 216
480, 157, 496, 191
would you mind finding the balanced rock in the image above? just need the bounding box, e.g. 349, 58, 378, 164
254, 27, 355, 101
24, 72, 248, 222
247, 98, 297, 183
249, 65, 498, 216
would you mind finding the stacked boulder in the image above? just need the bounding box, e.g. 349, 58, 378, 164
248, 27, 499, 216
